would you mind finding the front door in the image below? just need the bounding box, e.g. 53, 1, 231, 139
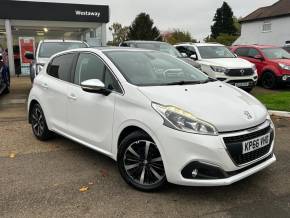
67, 52, 122, 152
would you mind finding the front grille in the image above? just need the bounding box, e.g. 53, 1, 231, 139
223, 126, 273, 165
225, 68, 254, 77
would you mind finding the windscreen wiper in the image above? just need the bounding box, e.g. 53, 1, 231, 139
164, 80, 202, 85
200, 77, 217, 84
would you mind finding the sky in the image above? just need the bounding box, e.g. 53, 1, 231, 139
16, 0, 278, 41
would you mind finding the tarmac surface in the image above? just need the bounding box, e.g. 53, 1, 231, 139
0, 77, 289, 218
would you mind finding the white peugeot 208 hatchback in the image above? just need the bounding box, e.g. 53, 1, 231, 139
28, 47, 276, 191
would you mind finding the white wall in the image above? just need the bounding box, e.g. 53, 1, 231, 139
234, 16, 290, 46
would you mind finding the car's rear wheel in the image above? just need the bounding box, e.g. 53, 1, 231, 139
261, 71, 277, 89
30, 103, 52, 141
117, 131, 166, 191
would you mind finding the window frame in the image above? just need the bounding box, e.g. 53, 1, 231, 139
71, 51, 124, 95
262, 20, 272, 33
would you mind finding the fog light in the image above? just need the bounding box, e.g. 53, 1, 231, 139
282, 75, 289, 81
192, 169, 198, 178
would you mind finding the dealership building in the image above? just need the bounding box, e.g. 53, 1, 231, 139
0, 0, 109, 75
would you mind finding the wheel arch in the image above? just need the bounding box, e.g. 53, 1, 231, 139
28, 99, 40, 123
113, 120, 165, 161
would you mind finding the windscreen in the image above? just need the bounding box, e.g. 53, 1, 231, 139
104, 50, 208, 86
197, 46, 236, 59
135, 43, 182, 58
262, 48, 290, 59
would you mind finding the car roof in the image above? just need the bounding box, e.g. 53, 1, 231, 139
175, 42, 224, 47
123, 40, 169, 44
233, 44, 278, 49
53, 47, 154, 56
39, 40, 86, 43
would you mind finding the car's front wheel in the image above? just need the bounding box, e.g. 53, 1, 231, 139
117, 131, 166, 191
261, 71, 277, 89
30, 103, 52, 141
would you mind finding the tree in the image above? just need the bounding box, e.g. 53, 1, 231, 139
166, 29, 197, 45
108, 22, 129, 46
211, 2, 237, 38
204, 33, 239, 46
127, 13, 161, 40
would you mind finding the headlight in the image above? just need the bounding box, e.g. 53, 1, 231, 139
278, 63, 290, 70
152, 102, 218, 135
267, 113, 275, 129
252, 64, 257, 72
210, 66, 227, 73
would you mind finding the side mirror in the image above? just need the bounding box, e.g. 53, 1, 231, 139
190, 54, 198, 60
234, 53, 238, 57
25, 52, 34, 60
254, 54, 264, 61
81, 79, 111, 95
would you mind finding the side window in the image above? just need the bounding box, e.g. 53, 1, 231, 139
74, 53, 105, 85
74, 53, 122, 92
185, 46, 197, 56
235, 47, 249, 57
248, 48, 260, 58
47, 53, 75, 82
176, 46, 186, 53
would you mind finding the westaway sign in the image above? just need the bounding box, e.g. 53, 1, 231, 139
75, 10, 101, 18
0, 1, 109, 23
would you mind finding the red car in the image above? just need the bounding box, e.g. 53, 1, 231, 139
231, 45, 290, 89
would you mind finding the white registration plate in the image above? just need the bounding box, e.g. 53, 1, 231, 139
242, 133, 270, 154
235, 82, 249, 87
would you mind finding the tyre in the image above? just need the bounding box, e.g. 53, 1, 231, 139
30, 103, 53, 141
243, 87, 253, 93
3, 84, 10, 94
261, 71, 277, 89
117, 131, 166, 191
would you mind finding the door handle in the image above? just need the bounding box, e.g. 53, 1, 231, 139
41, 83, 48, 89
68, 94, 77, 100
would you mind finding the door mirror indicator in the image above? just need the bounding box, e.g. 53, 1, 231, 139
81, 79, 111, 95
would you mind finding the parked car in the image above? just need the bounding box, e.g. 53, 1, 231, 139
120, 40, 202, 70
282, 46, 290, 53
174, 43, 258, 92
0, 55, 10, 94
231, 45, 290, 89
26, 40, 88, 82
28, 47, 276, 191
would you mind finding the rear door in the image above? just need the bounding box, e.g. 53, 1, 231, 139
44, 53, 77, 133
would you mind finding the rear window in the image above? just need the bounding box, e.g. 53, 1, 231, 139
39, 42, 87, 58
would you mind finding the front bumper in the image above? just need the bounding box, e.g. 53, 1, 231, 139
157, 120, 275, 186
278, 74, 290, 83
